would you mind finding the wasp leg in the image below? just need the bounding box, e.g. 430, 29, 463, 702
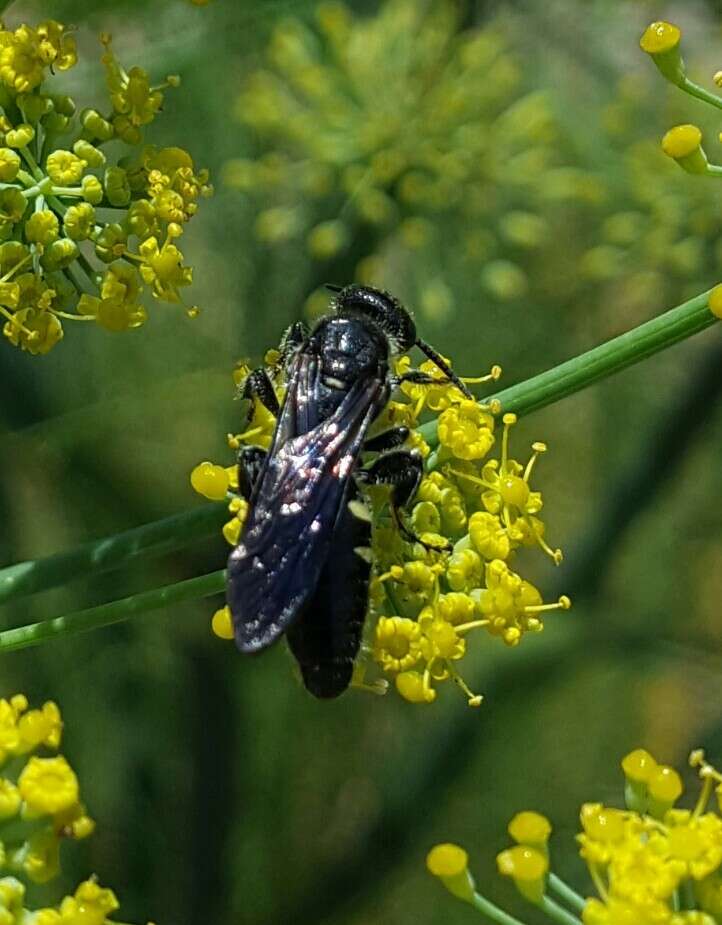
357, 450, 451, 552
363, 426, 409, 453
238, 367, 280, 424
278, 320, 309, 366
392, 366, 474, 401
237, 446, 267, 500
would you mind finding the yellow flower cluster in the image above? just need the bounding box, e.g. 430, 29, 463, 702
0, 19, 210, 355
224, 0, 578, 317
428, 748, 722, 925
0, 694, 92, 884
0, 694, 152, 925
192, 349, 570, 707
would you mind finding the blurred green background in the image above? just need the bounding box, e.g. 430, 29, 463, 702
4, 0, 722, 922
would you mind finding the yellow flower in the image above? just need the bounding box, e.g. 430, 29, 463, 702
77, 262, 146, 332
0, 188, 27, 225
508, 811, 552, 852
640, 21, 685, 85
63, 203, 96, 241
46, 150, 86, 185
25, 210, 60, 245
497, 845, 549, 903
662, 125, 708, 175
17, 701, 62, 751
373, 616, 423, 673
138, 234, 193, 302
474, 559, 569, 646
437, 400, 495, 460
211, 606, 235, 641
468, 510, 511, 560
427, 844, 475, 901
18, 756, 79, 816
0, 21, 76, 93
101, 34, 169, 132
395, 670, 436, 704
59, 878, 119, 925
8, 830, 60, 883
0, 148, 20, 181
191, 462, 230, 501
3, 307, 63, 355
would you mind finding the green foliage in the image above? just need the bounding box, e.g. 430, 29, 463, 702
2, 2, 722, 925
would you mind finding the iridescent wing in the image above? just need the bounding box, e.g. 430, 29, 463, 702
227, 351, 386, 653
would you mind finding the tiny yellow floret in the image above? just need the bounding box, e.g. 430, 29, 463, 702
640, 21, 681, 55
426, 843, 475, 901
18, 755, 79, 816
427, 843, 468, 878
508, 811, 552, 848
190, 462, 230, 501
648, 765, 683, 803
496, 845, 548, 903
622, 748, 658, 783
662, 124, 702, 159
211, 606, 235, 641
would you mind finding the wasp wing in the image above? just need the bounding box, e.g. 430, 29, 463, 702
228, 361, 385, 653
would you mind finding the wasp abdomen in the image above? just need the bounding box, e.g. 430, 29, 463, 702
286, 486, 371, 698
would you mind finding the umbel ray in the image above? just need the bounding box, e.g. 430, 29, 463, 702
227, 284, 473, 698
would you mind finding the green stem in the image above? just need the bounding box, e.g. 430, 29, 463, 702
470, 892, 530, 925
0, 569, 225, 653
419, 287, 715, 446
0, 289, 716, 613
547, 875, 586, 913
0, 503, 224, 605
539, 896, 583, 925
0, 1, 15, 15
679, 76, 722, 113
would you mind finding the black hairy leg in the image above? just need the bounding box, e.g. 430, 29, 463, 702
363, 426, 410, 453
357, 449, 449, 551
238, 367, 279, 422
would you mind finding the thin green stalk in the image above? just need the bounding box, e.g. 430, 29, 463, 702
680, 76, 722, 113
0, 0, 14, 14
470, 892, 530, 925
548, 874, 586, 913
0, 503, 224, 605
0, 288, 716, 613
539, 896, 583, 925
0, 569, 225, 653
420, 287, 715, 446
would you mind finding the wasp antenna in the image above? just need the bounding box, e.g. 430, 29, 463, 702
415, 337, 474, 400
324, 283, 344, 293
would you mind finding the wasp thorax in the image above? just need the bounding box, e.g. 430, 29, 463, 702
334, 284, 417, 354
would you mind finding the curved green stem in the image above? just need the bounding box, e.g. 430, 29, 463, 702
539, 896, 583, 925
548, 874, 586, 913
0, 503, 224, 605
679, 76, 722, 113
470, 891, 530, 925
0, 288, 716, 618
0, 569, 225, 653
419, 287, 715, 446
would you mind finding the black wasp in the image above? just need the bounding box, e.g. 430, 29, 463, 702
227, 284, 472, 699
